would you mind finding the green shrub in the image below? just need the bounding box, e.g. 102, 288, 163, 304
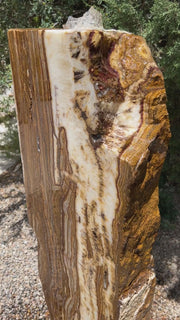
0, 94, 19, 158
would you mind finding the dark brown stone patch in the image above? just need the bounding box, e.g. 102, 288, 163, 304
87, 31, 124, 104
74, 70, 85, 82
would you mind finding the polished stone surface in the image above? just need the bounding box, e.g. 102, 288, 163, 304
8, 28, 170, 320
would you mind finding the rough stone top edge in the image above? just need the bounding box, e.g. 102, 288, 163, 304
8, 28, 130, 34
45, 28, 131, 34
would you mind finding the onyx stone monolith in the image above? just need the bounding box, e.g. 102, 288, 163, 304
8, 26, 170, 320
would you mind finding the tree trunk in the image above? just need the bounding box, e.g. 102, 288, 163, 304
8, 28, 170, 320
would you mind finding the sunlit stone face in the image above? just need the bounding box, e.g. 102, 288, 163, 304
44, 29, 157, 319
44, 29, 145, 153
9, 24, 170, 319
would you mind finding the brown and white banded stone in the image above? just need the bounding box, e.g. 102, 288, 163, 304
8, 28, 170, 320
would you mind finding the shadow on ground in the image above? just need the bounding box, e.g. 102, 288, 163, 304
153, 210, 180, 302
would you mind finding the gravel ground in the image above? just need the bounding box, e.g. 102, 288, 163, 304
0, 163, 50, 320
0, 162, 179, 320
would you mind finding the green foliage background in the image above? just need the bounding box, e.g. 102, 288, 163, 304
0, 0, 179, 221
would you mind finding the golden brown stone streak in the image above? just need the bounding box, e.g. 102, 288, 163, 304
8, 28, 170, 320
8, 29, 80, 320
